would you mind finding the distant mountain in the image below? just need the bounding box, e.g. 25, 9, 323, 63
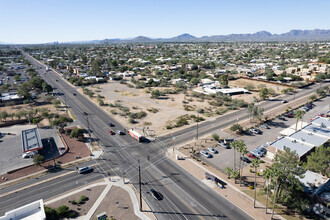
94, 29, 330, 44
2, 29, 330, 45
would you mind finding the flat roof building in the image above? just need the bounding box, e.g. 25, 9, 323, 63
21, 127, 43, 153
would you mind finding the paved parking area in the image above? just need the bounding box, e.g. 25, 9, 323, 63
200, 96, 330, 171
0, 125, 64, 175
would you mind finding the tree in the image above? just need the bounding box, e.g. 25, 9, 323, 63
244, 84, 255, 91
56, 205, 69, 218
230, 140, 245, 173
309, 94, 317, 102
230, 123, 243, 134
224, 167, 233, 179
189, 77, 199, 86
42, 82, 53, 93
259, 88, 269, 100
263, 168, 273, 214
33, 154, 45, 166
239, 146, 248, 185
0, 111, 8, 122
271, 148, 307, 216
17, 81, 31, 99
70, 128, 85, 140
305, 144, 330, 177
151, 89, 161, 99
294, 110, 305, 131
14, 74, 21, 82
50, 116, 73, 132
251, 159, 261, 208
211, 134, 219, 141
230, 170, 240, 183
218, 74, 228, 86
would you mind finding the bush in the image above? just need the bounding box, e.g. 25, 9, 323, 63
166, 125, 172, 129
56, 205, 69, 217
197, 109, 204, 113
33, 154, 45, 166
212, 134, 219, 141
249, 185, 254, 190
44, 206, 58, 219
249, 168, 253, 173
77, 195, 88, 204
128, 118, 136, 124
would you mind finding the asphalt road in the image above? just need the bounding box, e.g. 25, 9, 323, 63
1, 51, 327, 219
3, 51, 252, 220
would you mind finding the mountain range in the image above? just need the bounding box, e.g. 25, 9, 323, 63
1, 29, 330, 45
98, 29, 330, 44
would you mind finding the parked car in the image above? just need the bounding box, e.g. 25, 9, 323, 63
278, 116, 286, 121
200, 150, 212, 158
284, 112, 294, 118
207, 147, 218, 154
247, 153, 257, 159
218, 142, 230, 149
78, 166, 93, 174
240, 156, 251, 163
260, 124, 270, 129
281, 100, 288, 103
256, 146, 267, 154
108, 130, 115, 135
249, 128, 261, 134
251, 150, 263, 157
116, 130, 124, 135
149, 189, 163, 200
22, 151, 35, 159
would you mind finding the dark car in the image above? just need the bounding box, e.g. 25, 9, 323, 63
109, 122, 115, 127
150, 189, 163, 200
83, 112, 88, 116
278, 116, 286, 121
240, 156, 251, 163
73, 93, 77, 96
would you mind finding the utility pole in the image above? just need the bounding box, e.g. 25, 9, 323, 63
172, 136, 176, 152
138, 159, 142, 212
85, 113, 92, 146
49, 138, 56, 167
196, 112, 199, 140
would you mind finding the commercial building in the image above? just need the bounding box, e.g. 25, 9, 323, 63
21, 127, 43, 153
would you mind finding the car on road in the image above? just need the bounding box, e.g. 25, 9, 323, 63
277, 116, 286, 121
281, 100, 288, 103
116, 130, 124, 135
240, 157, 251, 163
78, 166, 93, 174
108, 130, 115, 135
207, 147, 218, 154
83, 112, 88, 116
150, 189, 163, 200
247, 152, 257, 159
73, 93, 77, 96
56, 79, 58, 82
108, 122, 115, 127
249, 128, 261, 134
200, 150, 212, 158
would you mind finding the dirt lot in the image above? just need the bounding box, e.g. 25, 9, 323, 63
91, 185, 140, 220
229, 78, 289, 94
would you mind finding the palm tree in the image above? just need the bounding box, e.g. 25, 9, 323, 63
230, 140, 245, 172
271, 169, 281, 219
263, 168, 273, 214
224, 167, 233, 179
230, 170, 240, 184
240, 146, 249, 185
251, 159, 261, 208
294, 110, 305, 131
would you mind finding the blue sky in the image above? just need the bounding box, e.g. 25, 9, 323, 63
1, 0, 330, 44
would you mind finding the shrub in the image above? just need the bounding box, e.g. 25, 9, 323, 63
197, 109, 204, 113
77, 195, 88, 204
110, 109, 117, 115
249, 168, 253, 173
56, 205, 69, 217
44, 206, 58, 219
128, 118, 136, 124
166, 125, 172, 129
212, 134, 219, 141
33, 154, 45, 166
249, 185, 254, 190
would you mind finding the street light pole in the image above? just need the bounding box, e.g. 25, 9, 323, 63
196, 113, 199, 140
138, 159, 142, 212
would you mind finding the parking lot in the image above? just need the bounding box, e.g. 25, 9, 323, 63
197, 96, 330, 171
0, 124, 64, 175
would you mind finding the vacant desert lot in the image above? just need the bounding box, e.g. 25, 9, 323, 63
81, 79, 288, 136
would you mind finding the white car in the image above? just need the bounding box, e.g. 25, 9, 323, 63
22, 151, 35, 159
200, 150, 212, 158
207, 147, 218, 154
78, 166, 93, 174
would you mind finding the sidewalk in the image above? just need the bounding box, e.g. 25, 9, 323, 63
45, 177, 153, 220
168, 149, 285, 220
